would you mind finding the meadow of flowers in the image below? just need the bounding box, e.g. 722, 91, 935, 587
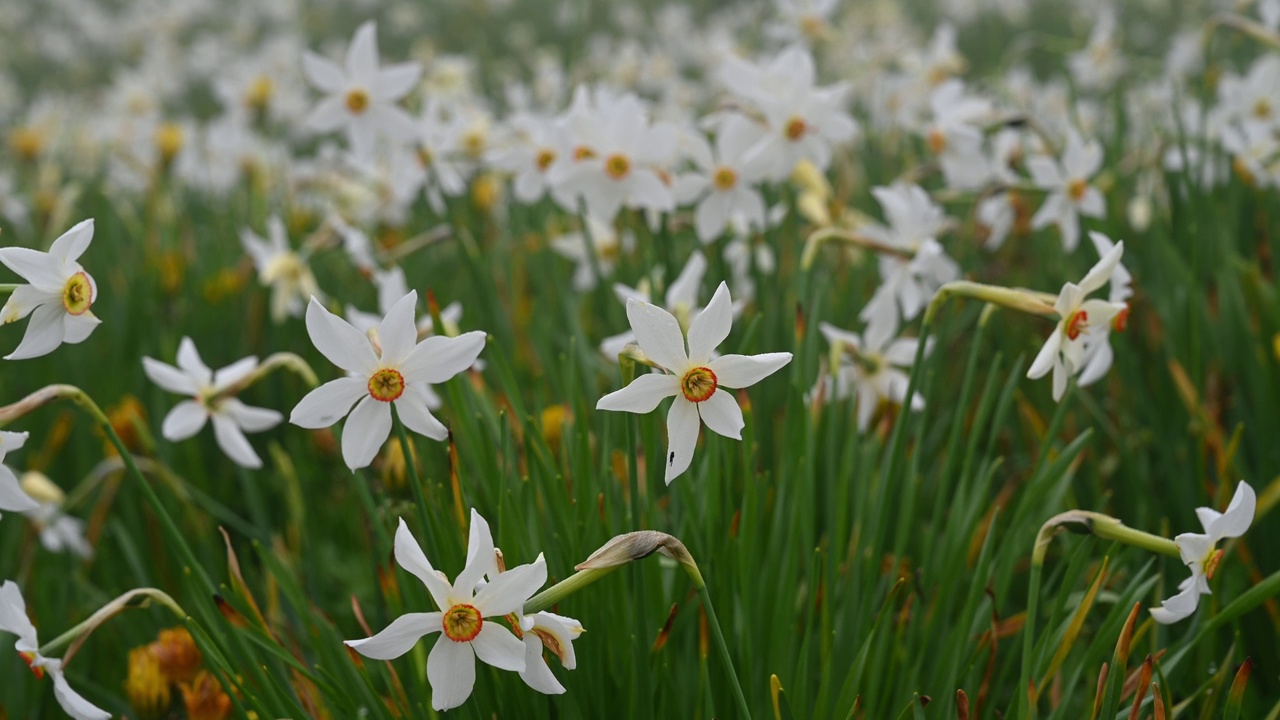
1, 0, 1279, 717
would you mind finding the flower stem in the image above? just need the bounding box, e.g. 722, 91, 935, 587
696, 581, 753, 720
923, 280, 1058, 326
0, 283, 18, 295
38, 587, 186, 661
390, 404, 435, 543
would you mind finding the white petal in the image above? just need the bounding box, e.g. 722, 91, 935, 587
519, 635, 566, 694
707, 353, 791, 389
595, 373, 679, 413
341, 396, 392, 471
427, 636, 476, 711
301, 51, 346, 93
212, 356, 260, 392
686, 282, 733, 365
1208, 482, 1256, 540
60, 312, 99, 345
664, 398, 700, 484
47, 219, 94, 266
1078, 241, 1125, 295
1026, 329, 1062, 380
5, 303, 66, 360
346, 612, 443, 660
394, 390, 449, 441
1, 285, 57, 324
1174, 532, 1213, 568
176, 337, 213, 387
143, 357, 199, 395
0, 580, 38, 645
394, 518, 453, 610
471, 623, 526, 672
698, 390, 744, 440
0, 465, 38, 513
1149, 578, 1200, 624
305, 95, 349, 134
0, 248, 64, 291
48, 664, 111, 720
345, 20, 379, 82
455, 509, 497, 596
211, 414, 262, 468
373, 63, 422, 101
289, 377, 367, 429
664, 251, 707, 311
473, 555, 547, 617
219, 399, 281, 434
377, 291, 419, 366
401, 331, 486, 384
162, 400, 209, 441
306, 298, 379, 375
625, 298, 688, 372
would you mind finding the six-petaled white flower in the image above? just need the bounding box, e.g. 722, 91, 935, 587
241, 215, 325, 324
0, 219, 101, 361
143, 337, 283, 469
345, 512, 547, 711
1027, 240, 1127, 401
1150, 482, 1256, 624
596, 281, 792, 483
0, 580, 111, 720
290, 292, 485, 470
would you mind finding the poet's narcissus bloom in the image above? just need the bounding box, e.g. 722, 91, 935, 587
0, 219, 101, 361
346, 513, 547, 711
241, 216, 323, 324
0, 431, 38, 519
1028, 128, 1106, 252
1027, 240, 1127, 401
596, 281, 792, 483
142, 337, 282, 469
301, 20, 421, 159
0, 580, 111, 720
290, 292, 485, 470
1150, 482, 1256, 624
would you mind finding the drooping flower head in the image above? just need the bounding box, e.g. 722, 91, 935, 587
1151, 482, 1256, 624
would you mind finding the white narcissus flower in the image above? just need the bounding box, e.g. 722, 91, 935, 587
601, 250, 711, 359
550, 217, 635, 292
596, 281, 792, 483
673, 116, 769, 242
0, 431, 38, 519
346, 513, 547, 711
813, 321, 930, 432
0, 219, 101, 361
517, 610, 584, 695
241, 215, 324, 324
142, 337, 282, 469
301, 20, 421, 159
20, 471, 92, 559
1027, 241, 1127, 401
1150, 482, 1256, 624
0, 580, 111, 720
290, 292, 485, 471
1077, 232, 1132, 387
1028, 129, 1106, 252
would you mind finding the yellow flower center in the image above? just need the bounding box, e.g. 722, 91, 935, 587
535, 148, 557, 172
712, 166, 737, 191
368, 368, 406, 402
345, 88, 370, 114
784, 117, 808, 141
680, 366, 718, 403
573, 145, 596, 162
62, 271, 93, 316
246, 76, 274, 110
1067, 178, 1088, 202
19, 651, 44, 679
417, 146, 433, 168
262, 253, 306, 284
927, 128, 947, 155
442, 604, 483, 642
1203, 548, 1225, 580
604, 153, 631, 180
1253, 98, 1273, 120
1064, 309, 1088, 341
155, 123, 185, 164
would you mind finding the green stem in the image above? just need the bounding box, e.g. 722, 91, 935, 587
698, 582, 753, 720
391, 404, 434, 543
523, 567, 620, 615
39, 587, 186, 659
0, 283, 18, 295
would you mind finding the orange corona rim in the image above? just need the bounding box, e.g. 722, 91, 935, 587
368, 368, 406, 402
680, 366, 718, 403
1064, 309, 1088, 341
442, 604, 483, 643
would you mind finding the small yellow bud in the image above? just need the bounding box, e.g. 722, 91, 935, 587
19, 471, 64, 506
124, 646, 172, 720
